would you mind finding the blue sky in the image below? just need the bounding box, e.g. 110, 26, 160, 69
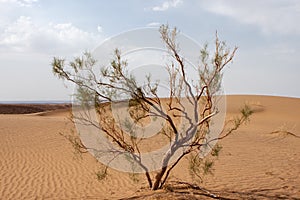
0, 0, 299, 101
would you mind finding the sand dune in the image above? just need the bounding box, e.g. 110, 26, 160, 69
0, 95, 299, 199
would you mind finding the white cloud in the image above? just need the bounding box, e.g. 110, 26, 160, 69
0, 16, 104, 55
151, 0, 183, 11
200, 0, 300, 35
97, 25, 103, 33
146, 22, 161, 27
0, 0, 38, 7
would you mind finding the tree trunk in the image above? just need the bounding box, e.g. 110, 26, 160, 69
145, 171, 153, 189
152, 166, 167, 190
152, 145, 177, 190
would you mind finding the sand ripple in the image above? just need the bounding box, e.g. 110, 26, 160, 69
1, 95, 300, 199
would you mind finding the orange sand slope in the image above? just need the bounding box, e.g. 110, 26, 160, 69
0, 95, 299, 199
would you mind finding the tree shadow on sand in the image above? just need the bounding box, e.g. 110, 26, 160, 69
120, 181, 299, 200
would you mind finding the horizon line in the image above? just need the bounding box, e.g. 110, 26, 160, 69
1, 94, 300, 104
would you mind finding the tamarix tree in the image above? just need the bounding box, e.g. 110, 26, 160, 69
52, 25, 252, 190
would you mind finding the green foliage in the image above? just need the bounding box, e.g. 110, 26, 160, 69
129, 173, 140, 184
189, 154, 215, 183
240, 104, 253, 123
96, 167, 108, 181
74, 86, 95, 108
211, 144, 222, 157
52, 57, 65, 79
59, 131, 87, 159
189, 154, 202, 181
202, 160, 214, 175
129, 98, 140, 107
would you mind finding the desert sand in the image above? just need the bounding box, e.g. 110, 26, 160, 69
0, 95, 300, 199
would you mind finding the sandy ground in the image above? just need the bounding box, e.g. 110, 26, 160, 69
0, 95, 300, 199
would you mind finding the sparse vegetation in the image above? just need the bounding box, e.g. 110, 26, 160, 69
52, 24, 252, 190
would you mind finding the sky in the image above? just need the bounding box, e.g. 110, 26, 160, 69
0, 0, 299, 101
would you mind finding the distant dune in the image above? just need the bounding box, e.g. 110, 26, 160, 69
0, 95, 299, 199
0, 103, 71, 114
